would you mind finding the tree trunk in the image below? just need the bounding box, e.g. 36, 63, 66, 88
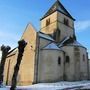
10, 40, 27, 90
0, 45, 11, 87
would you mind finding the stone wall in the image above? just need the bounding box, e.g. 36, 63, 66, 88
4, 49, 18, 85
57, 12, 74, 42
61, 46, 89, 81
40, 12, 57, 34
89, 60, 90, 79
4, 24, 37, 86
37, 49, 64, 83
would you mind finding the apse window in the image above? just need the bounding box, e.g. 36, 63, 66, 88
74, 47, 79, 51
66, 56, 70, 63
83, 54, 85, 61
58, 57, 61, 65
64, 18, 69, 26
46, 18, 50, 26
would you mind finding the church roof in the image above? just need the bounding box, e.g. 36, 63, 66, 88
58, 37, 70, 47
58, 36, 85, 48
8, 47, 18, 55
7, 47, 18, 58
66, 41, 84, 47
40, 0, 75, 20
38, 32, 54, 41
43, 43, 60, 50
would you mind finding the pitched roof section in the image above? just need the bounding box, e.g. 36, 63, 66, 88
58, 36, 85, 48
8, 47, 18, 55
67, 41, 84, 47
38, 32, 54, 41
40, 0, 75, 20
21, 23, 37, 40
58, 36, 70, 47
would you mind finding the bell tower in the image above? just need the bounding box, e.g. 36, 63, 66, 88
40, 0, 75, 42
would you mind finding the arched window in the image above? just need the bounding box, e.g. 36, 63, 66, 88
83, 54, 85, 61
74, 47, 79, 51
58, 57, 61, 65
46, 18, 50, 26
66, 56, 70, 63
64, 18, 69, 26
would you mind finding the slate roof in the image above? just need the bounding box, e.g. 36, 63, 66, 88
58, 36, 84, 48
38, 31, 84, 49
43, 43, 60, 50
58, 37, 70, 47
40, 0, 75, 20
38, 32, 54, 41
67, 41, 83, 46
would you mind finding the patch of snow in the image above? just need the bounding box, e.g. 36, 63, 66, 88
81, 84, 90, 89
1, 80, 90, 90
0, 88, 7, 90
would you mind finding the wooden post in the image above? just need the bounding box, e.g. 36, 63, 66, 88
10, 40, 27, 90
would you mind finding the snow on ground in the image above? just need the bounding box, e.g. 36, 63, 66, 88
0, 80, 90, 90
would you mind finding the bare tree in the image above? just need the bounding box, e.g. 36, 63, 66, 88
10, 40, 27, 90
0, 45, 11, 87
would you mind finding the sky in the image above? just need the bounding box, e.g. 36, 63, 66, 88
0, 0, 90, 58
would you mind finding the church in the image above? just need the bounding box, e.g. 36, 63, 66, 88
3, 0, 89, 86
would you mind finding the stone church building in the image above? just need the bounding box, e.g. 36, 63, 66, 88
3, 0, 89, 86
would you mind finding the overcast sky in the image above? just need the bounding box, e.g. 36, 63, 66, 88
0, 0, 90, 58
